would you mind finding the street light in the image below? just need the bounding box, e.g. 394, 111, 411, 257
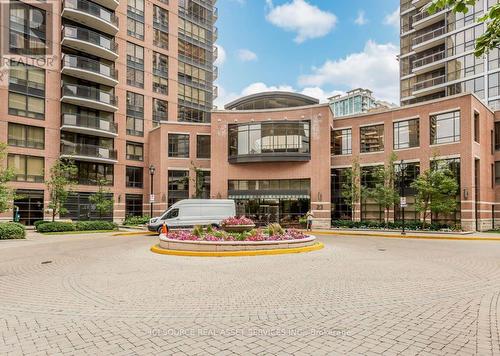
149, 165, 156, 218
399, 160, 406, 236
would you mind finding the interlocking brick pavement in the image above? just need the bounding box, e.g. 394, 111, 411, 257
0, 232, 500, 355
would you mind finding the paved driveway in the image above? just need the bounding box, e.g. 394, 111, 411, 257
1, 233, 499, 355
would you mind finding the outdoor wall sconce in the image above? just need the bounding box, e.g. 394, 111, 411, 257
463, 188, 468, 199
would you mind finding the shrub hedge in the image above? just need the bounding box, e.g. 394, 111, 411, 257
75, 221, 117, 231
37, 222, 75, 233
0, 222, 26, 239
123, 215, 150, 226
36, 220, 118, 233
331, 220, 460, 231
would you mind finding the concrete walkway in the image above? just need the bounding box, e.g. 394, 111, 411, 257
311, 229, 500, 241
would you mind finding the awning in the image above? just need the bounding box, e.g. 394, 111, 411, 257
229, 194, 310, 200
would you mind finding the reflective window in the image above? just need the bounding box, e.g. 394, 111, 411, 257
393, 119, 419, 150
168, 134, 189, 158
8, 123, 44, 149
360, 124, 384, 153
332, 128, 352, 155
126, 142, 143, 161
168, 170, 189, 206
196, 135, 210, 159
126, 166, 143, 188
430, 111, 460, 145
7, 154, 44, 182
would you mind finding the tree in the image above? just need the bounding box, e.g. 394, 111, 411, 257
410, 167, 459, 228
428, 0, 499, 56
365, 153, 400, 224
89, 178, 114, 219
189, 161, 207, 199
46, 159, 77, 222
340, 157, 360, 219
0, 143, 14, 214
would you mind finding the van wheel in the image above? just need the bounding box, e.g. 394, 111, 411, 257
157, 226, 164, 234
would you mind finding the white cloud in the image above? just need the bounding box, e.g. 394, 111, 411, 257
384, 7, 400, 28
237, 49, 258, 62
214, 44, 226, 66
354, 10, 367, 26
298, 40, 400, 103
266, 0, 337, 43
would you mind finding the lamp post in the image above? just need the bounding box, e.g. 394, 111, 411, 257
399, 160, 406, 235
149, 165, 156, 218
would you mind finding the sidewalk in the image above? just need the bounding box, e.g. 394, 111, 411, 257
310, 229, 500, 241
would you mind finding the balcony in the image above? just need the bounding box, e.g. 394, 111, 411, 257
213, 65, 218, 81
61, 113, 118, 138
213, 86, 218, 100
412, 26, 446, 52
62, 0, 118, 35
60, 142, 117, 163
412, 50, 446, 74
412, 7, 448, 31
90, 0, 118, 11
61, 84, 118, 112
413, 75, 446, 95
62, 26, 118, 61
61, 55, 118, 86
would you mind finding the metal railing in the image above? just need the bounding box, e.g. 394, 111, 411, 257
61, 113, 117, 134
62, 84, 117, 107
413, 75, 446, 91
63, 25, 118, 53
61, 142, 117, 160
64, 0, 118, 26
62, 54, 117, 80
412, 26, 446, 46
412, 50, 445, 69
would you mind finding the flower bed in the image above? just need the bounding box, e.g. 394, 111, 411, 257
166, 228, 308, 242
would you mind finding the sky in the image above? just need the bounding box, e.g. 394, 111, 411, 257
213, 0, 401, 108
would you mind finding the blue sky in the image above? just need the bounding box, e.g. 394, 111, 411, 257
214, 0, 401, 107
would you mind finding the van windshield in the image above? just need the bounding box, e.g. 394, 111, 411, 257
165, 208, 179, 219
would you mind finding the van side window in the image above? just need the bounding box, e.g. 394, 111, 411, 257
166, 208, 179, 219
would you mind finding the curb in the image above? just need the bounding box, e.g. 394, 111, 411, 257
310, 230, 500, 241
113, 231, 156, 236
150, 242, 325, 257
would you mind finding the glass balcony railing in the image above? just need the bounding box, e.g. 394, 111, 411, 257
61, 142, 117, 160
64, 0, 118, 27
412, 50, 446, 69
63, 25, 118, 53
412, 26, 446, 46
413, 75, 446, 91
61, 113, 117, 134
63, 55, 117, 80
62, 84, 117, 107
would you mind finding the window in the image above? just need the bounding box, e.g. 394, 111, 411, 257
126, 166, 143, 188
196, 135, 210, 158
126, 91, 144, 136
178, 83, 209, 107
8, 61, 45, 119
127, 17, 144, 40
153, 98, 168, 124
9, 0, 46, 55
126, 142, 143, 161
179, 106, 210, 123
393, 119, 419, 150
126, 42, 144, 88
169, 134, 190, 158
74, 161, 114, 185
63, 192, 113, 221
127, 0, 144, 18
126, 194, 143, 217
474, 112, 480, 143
360, 124, 384, 153
153, 5, 168, 31
179, 18, 207, 44
495, 122, 500, 151
179, 39, 207, 64
332, 129, 352, 155
153, 52, 168, 94
179, 62, 209, 86
196, 171, 210, 198
168, 170, 189, 206
7, 154, 44, 182
153, 29, 168, 49
126, 117, 144, 137
430, 111, 460, 144
166, 208, 179, 219
8, 123, 44, 149
127, 0, 144, 40
496, 162, 500, 185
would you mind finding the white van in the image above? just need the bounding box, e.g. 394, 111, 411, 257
147, 199, 236, 233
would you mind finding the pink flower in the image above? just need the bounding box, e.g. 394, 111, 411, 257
221, 216, 254, 226
167, 230, 199, 241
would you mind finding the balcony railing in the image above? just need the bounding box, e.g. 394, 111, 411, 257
64, 0, 118, 27
63, 54, 117, 80
62, 84, 117, 107
413, 75, 446, 91
413, 50, 446, 69
412, 26, 446, 46
63, 25, 118, 53
61, 142, 117, 160
61, 113, 117, 134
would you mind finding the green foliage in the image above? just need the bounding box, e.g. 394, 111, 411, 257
410, 168, 459, 228
331, 220, 460, 231
34, 220, 51, 230
123, 215, 150, 226
428, 0, 499, 56
75, 221, 117, 231
37, 222, 76, 233
0, 222, 26, 239
206, 225, 215, 234
193, 225, 204, 237
267, 223, 284, 236
0, 143, 15, 214
88, 178, 114, 219
46, 159, 77, 222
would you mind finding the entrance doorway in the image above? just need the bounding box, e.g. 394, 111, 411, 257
259, 203, 279, 225
14, 190, 44, 225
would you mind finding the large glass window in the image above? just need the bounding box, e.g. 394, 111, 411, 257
74, 161, 114, 185
153, 52, 168, 94
332, 129, 352, 155
126, 42, 144, 88
196, 135, 210, 159
153, 98, 168, 124
8, 61, 45, 119
126, 91, 144, 137
126, 142, 143, 161
168, 134, 190, 158
331, 168, 352, 220
126, 166, 143, 188
393, 119, 419, 150
126, 194, 143, 217
360, 124, 384, 153
229, 121, 310, 158
8, 123, 44, 149
168, 170, 189, 206
430, 111, 460, 144
7, 154, 44, 182
9, 0, 46, 55
179, 105, 210, 123
196, 171, 210, 198
495, 122, 500, 151
495, 162, 500, 185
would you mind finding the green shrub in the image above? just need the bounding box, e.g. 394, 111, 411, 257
37, 222, 75, 233
75, 221, 117, 231
123, 215, 150, 226
267, 223, 284, 236
192, 225, 204, 237
0, 222, 26, 239
34, 220, 51, 230
330, 220, 457, 231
